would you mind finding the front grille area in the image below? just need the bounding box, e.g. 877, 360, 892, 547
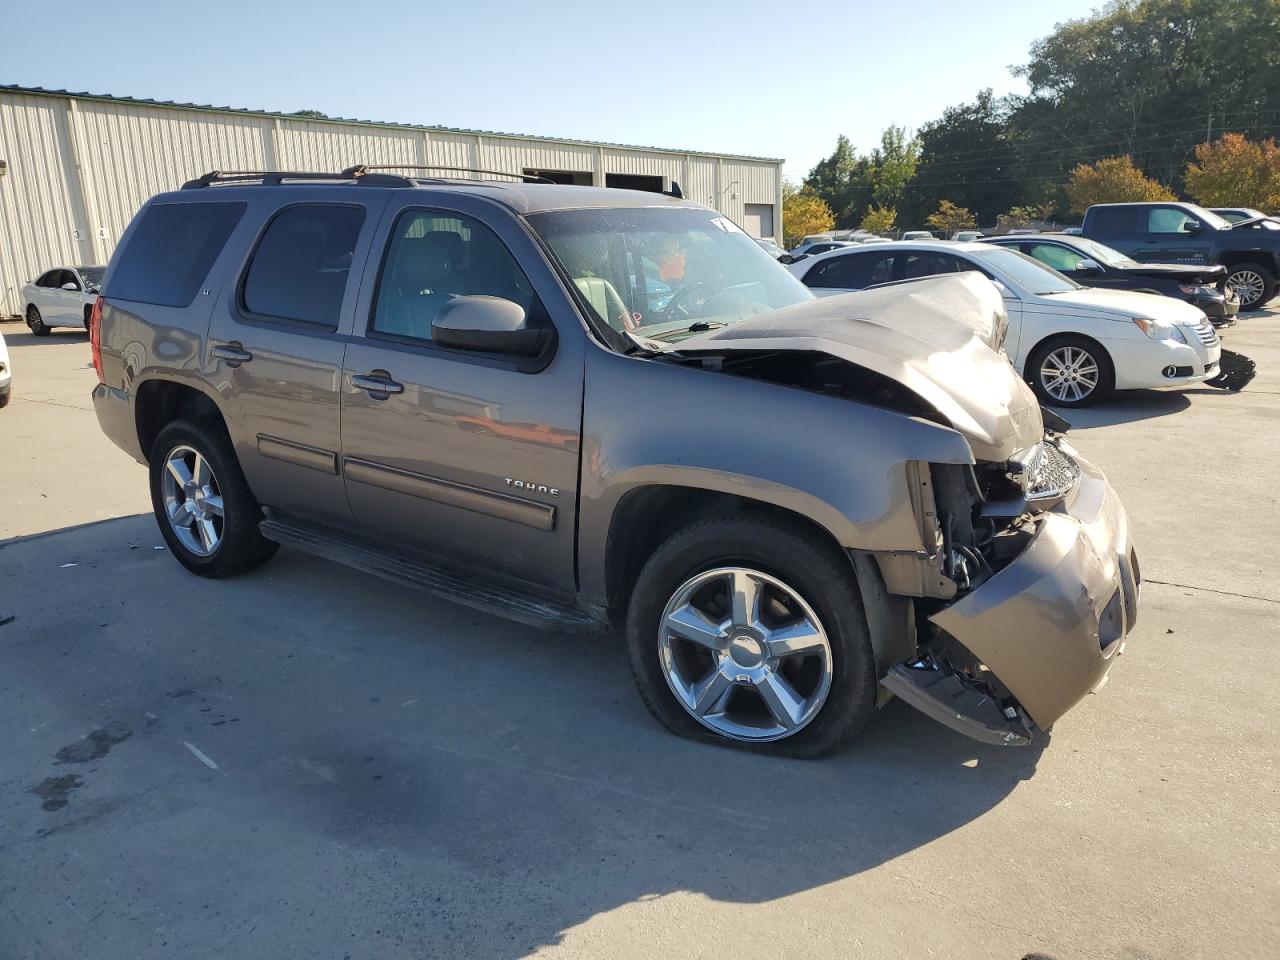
1194, 319, 1219, 347
1024, 442, 1080, 501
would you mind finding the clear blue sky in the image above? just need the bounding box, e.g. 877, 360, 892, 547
5, 0, 1101, 180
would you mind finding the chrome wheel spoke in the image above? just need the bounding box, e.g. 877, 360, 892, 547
166, 458, 193, 487
160, 444, 222, 557
203, 494, 224, 518
196, 518, 217, 552
191, 452, 211, 487
765, 619, 826, 658
729, 569, 762, 628
691, 666, 735, 717
168, 498, 194, 528
665, 603, 725, 650
755, 669, 806, 730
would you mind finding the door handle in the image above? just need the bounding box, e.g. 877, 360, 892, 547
351, 371, 404, 398
212, 342, 253, 367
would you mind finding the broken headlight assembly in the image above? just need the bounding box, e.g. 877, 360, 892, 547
1005, 440, 1081, 504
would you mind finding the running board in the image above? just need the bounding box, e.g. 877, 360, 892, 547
259, 515, 604, 634
881, 657, 1034, 747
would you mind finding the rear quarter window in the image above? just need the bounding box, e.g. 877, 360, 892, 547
107, 202, 246, 307
1088, 207, 1137, 236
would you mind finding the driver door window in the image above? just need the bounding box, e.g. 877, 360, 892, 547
1146, 208, 1197, 234
1026, 243, 1084, 273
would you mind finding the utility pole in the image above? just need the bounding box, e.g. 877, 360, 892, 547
1206, 112, 1213, 144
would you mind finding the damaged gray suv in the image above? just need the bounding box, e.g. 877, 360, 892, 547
91, 168, 1140, 756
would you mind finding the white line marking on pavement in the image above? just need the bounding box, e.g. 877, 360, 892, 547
183, 741, 220, 770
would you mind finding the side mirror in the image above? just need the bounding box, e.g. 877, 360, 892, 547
61, 281, 79, 291
1075, 258, 1102, 275
778, 253, 797, 265
432, 296, 551, 356
1183, 219, 1202, 234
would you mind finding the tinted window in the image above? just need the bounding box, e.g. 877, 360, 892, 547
1088, 207, 1136, 235
108, 202, 245, 307
35, 271, 58, 287
807, 252, 891, 289
372, 210, 541, 343
57, 270, 80, 290
241, 204, 364, 327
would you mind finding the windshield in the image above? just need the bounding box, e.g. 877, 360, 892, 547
1063, 237, 1138, 268
973, 246, 1081, 295
529, 207, 813, 342
1178, 203, 1232, 231
77, 267, 105, 293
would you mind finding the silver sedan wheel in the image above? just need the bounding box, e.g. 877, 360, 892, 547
1226, 269, 1265, 308
160, 444, 224, 556
1040, 345, 1100, 403
658, 566, 833, 742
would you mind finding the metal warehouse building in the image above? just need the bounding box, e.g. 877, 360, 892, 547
0, 84, 783, 318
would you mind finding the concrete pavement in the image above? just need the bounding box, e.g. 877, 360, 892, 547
1, 314, 1277, 959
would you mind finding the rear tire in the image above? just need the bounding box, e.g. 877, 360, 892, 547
1026, 335, 1114, 408
1224, 262, 1276, 311
149, 418, 279, 578
27, 306, 49, 336
625, 511, 878, 758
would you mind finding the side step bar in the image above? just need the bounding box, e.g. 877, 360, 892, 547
260, 515, 604, 634
881, 657, 1034, 747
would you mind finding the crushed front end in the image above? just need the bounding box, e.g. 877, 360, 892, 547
878, 423, 1140, 745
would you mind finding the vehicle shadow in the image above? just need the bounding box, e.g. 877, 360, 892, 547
1059, 388, 1193, 427
1, 514, 1048, 958
0, 324, 90, 349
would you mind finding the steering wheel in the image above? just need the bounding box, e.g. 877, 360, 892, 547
661, 283, 712, 322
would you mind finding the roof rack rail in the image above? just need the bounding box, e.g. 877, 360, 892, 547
341, 164, 554, 184
181, 169, 415, 189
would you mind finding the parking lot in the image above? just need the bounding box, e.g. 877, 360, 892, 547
1, 312, 1277, 959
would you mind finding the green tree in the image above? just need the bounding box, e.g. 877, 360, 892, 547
1065, 156, 1176, 214
291, 109, 330, 119
926, 200, 977, 237
805, 135, 869, 227
868, 125, 920, 208
859, 205, 897, 235
782, 182, 835, 245
1185, 133, 1280, 210
997, 203, 1055, 230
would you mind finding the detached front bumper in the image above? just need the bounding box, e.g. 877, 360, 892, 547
928, 448, 1139, 731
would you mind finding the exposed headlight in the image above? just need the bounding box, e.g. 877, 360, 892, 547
1178, 283, 1219, 297
1132, 317, 1187, 343
1006, 441, 1081, 503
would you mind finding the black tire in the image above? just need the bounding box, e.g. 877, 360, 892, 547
27, 305, 49, 336
0, 387, 9, 409
1025, 335, 1114, 408
625, 511, 878, 758
148, 418, 278, 578
1224, 261, 1276, 312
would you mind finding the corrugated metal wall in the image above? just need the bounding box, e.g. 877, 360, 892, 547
0, 89, 782, 316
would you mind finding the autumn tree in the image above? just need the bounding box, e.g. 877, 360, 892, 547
1185, 133, 1280, 210
1065, 156, 1176, 214
860, 206, 897, 235
782, 182, 835, 246
997, 203, 1055, 230
926, 200, 977, 237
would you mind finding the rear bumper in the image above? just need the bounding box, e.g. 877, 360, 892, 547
929, 450, 1138, 730
91, 383, 146, 464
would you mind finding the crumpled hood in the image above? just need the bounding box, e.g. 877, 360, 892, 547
680, 273, 1044, 462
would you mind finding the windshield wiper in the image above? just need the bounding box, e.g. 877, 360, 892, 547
685, 320, 726, 332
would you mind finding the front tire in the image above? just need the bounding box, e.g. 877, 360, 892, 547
626, 512, 878, 758
27, 306, 49, 336
149, 418, 278, 578
1224, 262, 1276, 311
1026, 335, 1114, 408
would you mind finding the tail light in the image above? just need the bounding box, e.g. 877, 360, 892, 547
90, 296, 104, 383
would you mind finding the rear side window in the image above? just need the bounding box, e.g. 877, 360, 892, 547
1089, 207, 1136, 235
108, 202, 246, 307
808, 252, 895, 289
241, 204, 365, 328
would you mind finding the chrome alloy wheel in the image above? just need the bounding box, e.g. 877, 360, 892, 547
1226, 269, 1265, 308
161, 444, 224, 556
1040, 345, 1100, 403
658, 567, 834, 742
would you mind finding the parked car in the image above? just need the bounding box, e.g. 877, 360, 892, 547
900, 230, 934, 241
1081, 201, 1280, 310
788, 240, 1221, 407
982, 233, 1239, 326
1061, 227, 1084, 235
953, 230, 985, 242
786, 239, 858, 260
1209, 207, 1271, 225
21, 265, 105, 335
0, 329, 10, 408
91, 170, 1140, 755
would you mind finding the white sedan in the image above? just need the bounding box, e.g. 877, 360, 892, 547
21, 265, 105, 336
0, 328, 10, 408
788, 240, 1222, 407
